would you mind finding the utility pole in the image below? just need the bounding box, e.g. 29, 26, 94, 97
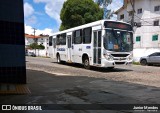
32, 28, 37, 43
32, 28, 37, 56
130, 0, 135, 27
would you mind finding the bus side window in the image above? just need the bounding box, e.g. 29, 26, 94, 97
49, 36, 52, 46
56, 35, 60, 45
83, 27, 92, 44
74, 29, 82, 44
60, 33, 66, 45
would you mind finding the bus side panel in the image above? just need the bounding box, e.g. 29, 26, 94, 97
81, 43, 93, 65
57, 45, 67, 61
72, 44, 82, 63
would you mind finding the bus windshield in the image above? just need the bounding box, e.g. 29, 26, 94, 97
103, 29, 133, 52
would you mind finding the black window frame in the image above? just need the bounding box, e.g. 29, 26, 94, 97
136, 36, 141, 42
137, 8, 142, 14
83, 27, 92, 44
73, 29, 82, 44
120, 14, 124, 19
153, 20, 159, 26
152, 34, 158, 41
154, 6, 160, 11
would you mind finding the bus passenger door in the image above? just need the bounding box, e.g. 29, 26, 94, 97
67, 35, 72, 62
93, 31, 101, 65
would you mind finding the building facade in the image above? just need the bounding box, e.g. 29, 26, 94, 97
25, 34, 49, 56
0, 0, 26, 83
115, 0, 160, 62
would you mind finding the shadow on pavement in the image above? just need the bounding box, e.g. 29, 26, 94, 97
51, 62, 133, 73
0, 69, 160, 112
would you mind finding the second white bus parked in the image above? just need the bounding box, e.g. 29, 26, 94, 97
49, 20, 133, 69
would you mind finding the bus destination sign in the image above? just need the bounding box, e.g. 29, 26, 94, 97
104, 21, 132, 31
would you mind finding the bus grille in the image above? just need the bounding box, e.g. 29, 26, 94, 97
111, 54, 129, 57
115, 62, 126, 65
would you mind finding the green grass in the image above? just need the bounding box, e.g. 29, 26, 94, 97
132, 62, 140, 65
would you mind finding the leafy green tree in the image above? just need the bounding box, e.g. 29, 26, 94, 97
29, 43, 39, 49
29, 43, 45, 50
60, 0, 103, 31
38, 44, 45, 50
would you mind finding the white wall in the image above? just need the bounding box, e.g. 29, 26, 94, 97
133, 48, 160, 62
116, 0, 160, 62
25, 36, 49, 57
28, 49, 49, 57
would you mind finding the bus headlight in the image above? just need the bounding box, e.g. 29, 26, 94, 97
103, 53, 113, 61
127, 54, 133, 61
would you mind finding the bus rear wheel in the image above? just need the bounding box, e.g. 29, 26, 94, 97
83, 57, 90, 69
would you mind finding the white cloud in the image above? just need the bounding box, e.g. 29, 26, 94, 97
33, 0, 66, 26
26, 15, 37, 25
25, 24, 58, 36
24, 2, 34, 17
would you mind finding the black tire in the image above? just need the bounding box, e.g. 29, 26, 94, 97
57, 54, 61, 63
107, 67, 114, 70
83, 56, 90, 69
148, 64, 153, 66
140, 59, 147, 66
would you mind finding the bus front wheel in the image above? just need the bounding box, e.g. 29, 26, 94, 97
83, 57, 90, 69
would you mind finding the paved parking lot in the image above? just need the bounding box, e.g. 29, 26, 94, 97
26, 57, 160, 87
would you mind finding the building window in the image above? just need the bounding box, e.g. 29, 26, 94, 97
152, 35, 158, 41
153, 20, 159, 26
128, 11, 133, 16
136, 36, 141, 42
154, 6, 160, 11
137, 8, 142, 14
120, 14, 124, 19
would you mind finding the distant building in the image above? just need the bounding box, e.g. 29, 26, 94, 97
0, 0, 26, 84
25, 34, 49, 56
115, 0, 160, 62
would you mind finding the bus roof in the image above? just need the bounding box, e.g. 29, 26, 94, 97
51, 20, 131, 36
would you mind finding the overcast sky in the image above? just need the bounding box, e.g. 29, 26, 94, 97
24, 0, 123, 36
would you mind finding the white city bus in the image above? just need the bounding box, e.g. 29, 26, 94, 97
49, 20, 133, 69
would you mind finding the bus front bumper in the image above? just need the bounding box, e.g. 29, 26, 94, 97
101, 58, 133, 67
